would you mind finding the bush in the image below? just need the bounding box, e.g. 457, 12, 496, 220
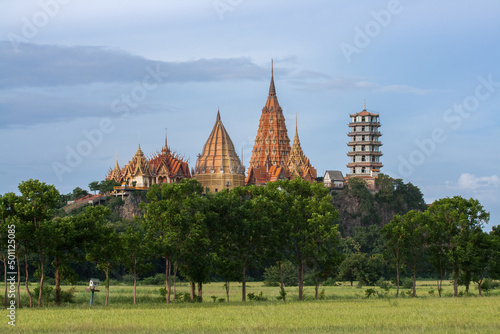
365, 288, 378, 298
247, 291, 267, 301
122, 274, 135, 285
263, 261, 298, 287
141, 273, 166, 285
323, 277, 340, 286
401, 277, 413, 289
377, 278, 391, 291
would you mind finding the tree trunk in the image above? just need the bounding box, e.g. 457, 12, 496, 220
38, 251, 44, 307
190, 281, 195, 301
165, 257, 171, 304
172, 260, 178, 302
395, 257, 400, 298
438, 255, 443, 297
412, 264, 417, 298
105, 266, 110, 306
314, 274, 319, 300
297, 261, 304, 301
16, 251, 21, 308
55, 258, 61, 306
225, 282, 230, 302
25, 253, 33, 308
242, 264, 246, 302
133, 258, 137, 305
197, 282, 203, 302
279, 260, 286, 301
478, 271, 484, 297
453, 269, 459, 297
2, 255, 7, 309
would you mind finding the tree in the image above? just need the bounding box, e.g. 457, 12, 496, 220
270, 178, 340, 300
17, 179, 59, 307
382, 214, 405, 298
71, 187, 88, 200
120, 223, 152, 304
46, 210, 96, 305
338, 252, 385, 287
427, 196, 490, 297
85, 206, 123, 306
89, 181, 100, 195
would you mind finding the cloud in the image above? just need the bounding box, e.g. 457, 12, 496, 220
290, 74, 432, 95
457, 173, 499, 190
0, 42, 267, 88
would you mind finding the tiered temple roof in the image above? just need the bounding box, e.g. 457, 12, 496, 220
193, 111, 245, 193
246, 61, 291, 185
287, 117, 317, 182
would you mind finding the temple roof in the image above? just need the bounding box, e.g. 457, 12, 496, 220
194, 110, 245, 176
286, 116, 317, 181
247, 61, 291, 183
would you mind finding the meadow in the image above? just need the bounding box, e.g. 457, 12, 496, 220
1, 281, 499, 333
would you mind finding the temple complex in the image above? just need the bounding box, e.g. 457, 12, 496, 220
346, 103, 383, 189
192, 110, 246, 193
246, 61, 317, 185
106, 134, 191, 188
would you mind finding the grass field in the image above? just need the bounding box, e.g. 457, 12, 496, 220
1, 281, 500, 333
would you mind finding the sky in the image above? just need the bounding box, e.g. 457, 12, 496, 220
1, 0, 499, 230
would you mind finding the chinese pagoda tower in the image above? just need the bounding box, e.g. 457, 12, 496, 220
246, 61, 291, 185
346, 102, 383, 189
193, 110, 246, 193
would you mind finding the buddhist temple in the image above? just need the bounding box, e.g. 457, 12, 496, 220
193, 110, 246, 193
287, 116, 317, 182
246, 61, 292, 185
346, 102, 383, 189
106, 133, 191, 188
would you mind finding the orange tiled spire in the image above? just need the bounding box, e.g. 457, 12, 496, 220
246, 60, 291, 184
287, 114, 317, 182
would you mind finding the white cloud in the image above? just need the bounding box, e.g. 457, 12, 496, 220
457, 173, 499, 190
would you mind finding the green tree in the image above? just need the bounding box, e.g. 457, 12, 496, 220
120, 223, 152, 304
427, 196, 489, 297
17, 179, 59, 307
271, 178, 340, 300
89, 181, 100, 195
382, 215, 405, 297
71, 187, 88, 200
85, 206, 123, 306
338, 252, 385, 287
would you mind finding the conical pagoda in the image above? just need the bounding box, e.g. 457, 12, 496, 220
246, 61, 291, 185
193, 110, 245, 193
287, 116, 317, 182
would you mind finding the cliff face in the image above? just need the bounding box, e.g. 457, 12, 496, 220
331, 176, 427, 237
117, 194, 145, 220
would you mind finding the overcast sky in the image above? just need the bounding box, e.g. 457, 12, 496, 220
1, 0, 499, 230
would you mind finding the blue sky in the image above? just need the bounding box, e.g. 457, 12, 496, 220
1, 0, 499, 230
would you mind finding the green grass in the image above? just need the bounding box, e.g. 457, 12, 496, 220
1, 281, 499, 333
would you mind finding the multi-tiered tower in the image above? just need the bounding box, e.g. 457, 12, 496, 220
346, 103, 383, 189
246, 61, 291, 185
193, 110, 246, 193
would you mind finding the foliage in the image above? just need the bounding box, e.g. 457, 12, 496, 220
263, 260, 298, 287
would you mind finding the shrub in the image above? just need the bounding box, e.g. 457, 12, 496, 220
263, 261, 297, 287
377, 278, 391, 291
401, 277, 413, 289
323, 277, 339, 286
365, 288, 378, 298
248, 291, 267, 301
276, 289, 287, 301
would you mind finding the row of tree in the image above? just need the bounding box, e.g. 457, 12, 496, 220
1, 177, 498, 307
383, 197, 499, 298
